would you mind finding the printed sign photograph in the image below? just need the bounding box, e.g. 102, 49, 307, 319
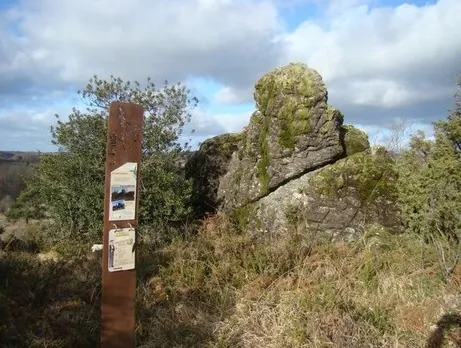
109, 162, 138, 221
108, 227, 136, 272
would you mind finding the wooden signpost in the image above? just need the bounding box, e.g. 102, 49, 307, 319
101, 102, 144, 348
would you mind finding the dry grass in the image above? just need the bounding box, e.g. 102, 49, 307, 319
2, 214, 461, 347
136, 216, 461, 347
0, 251, 101, 347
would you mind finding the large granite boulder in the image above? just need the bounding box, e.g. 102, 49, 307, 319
185, 62, 401, 238
218, 63, 345, 211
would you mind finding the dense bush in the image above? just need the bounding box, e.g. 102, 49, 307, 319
396, 76, 461, 242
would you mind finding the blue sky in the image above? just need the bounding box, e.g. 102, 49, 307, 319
0, 0, 459, 151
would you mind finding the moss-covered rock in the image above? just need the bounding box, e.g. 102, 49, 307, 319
311, 147, 396, 203
186, 63, 398, 241
218, 63, 345, 211
341, 125, 370, 156
246, 148, 401, 240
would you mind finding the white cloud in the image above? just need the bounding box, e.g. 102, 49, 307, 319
186, 108, 251, 137
208, 0, 461, 121
0, 0, 282, 97
357, 120, 435, 149
0, 104, 71, 151
271, 0, 372, 11
337, 79, 454, 108
282, 0, 461, 120
213, 86, 253, 105
0, 0, 460, 150
180, 107, 252, 148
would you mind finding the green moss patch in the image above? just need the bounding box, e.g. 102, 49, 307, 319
278, 102, 312, 149
341, 125, 370, 156
311, 149, 397, 204
257, 114, 271, 194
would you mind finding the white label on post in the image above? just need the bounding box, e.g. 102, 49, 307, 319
108, 228, 135, 272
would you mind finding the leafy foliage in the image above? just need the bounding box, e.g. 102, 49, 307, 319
396, 76, 461, 240
6, 184, 47, 222
11, 76, 198, 239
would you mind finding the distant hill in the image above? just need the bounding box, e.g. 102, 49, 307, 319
0, 151, 41, 164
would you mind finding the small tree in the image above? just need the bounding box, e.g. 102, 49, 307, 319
13, 76, 198, 239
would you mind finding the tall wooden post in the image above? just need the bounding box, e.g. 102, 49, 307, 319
101, 102, 143, 348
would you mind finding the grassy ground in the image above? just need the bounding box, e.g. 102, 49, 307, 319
1, 214, 460, 347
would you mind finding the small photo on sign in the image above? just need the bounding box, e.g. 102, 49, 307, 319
112, 199, 125, 211
111, 184, 136, 202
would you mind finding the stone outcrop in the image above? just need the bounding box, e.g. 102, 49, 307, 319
218, 63, 345, 211
186, 62, 401, 239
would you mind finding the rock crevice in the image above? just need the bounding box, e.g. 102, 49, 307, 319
244, 148, 346, 206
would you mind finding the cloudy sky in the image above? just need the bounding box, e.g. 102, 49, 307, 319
0, 0, 460, 151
